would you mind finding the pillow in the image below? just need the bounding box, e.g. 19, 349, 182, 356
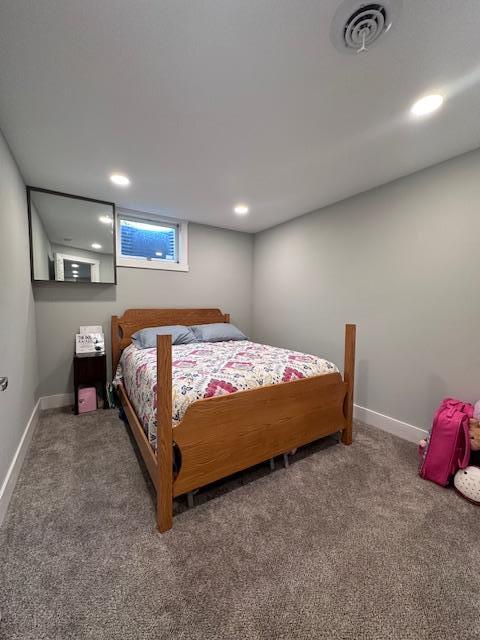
190, 323, 247, 343
132, 325, 196, 349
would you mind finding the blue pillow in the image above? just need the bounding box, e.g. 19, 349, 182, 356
190, 323, 247, 343
132, 325, 196, 349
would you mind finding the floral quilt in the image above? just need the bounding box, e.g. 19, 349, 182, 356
115, 340, 338, 449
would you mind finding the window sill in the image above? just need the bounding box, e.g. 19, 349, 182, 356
117, 257, 189, 272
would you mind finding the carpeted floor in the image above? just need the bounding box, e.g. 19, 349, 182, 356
1, 409, 479, 640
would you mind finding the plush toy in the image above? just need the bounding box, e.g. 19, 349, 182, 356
469, 419, 480, 451
454, 466, 480, 505
474, 400, 480, 421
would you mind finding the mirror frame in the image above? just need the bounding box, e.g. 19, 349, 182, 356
27, 186, 117, 285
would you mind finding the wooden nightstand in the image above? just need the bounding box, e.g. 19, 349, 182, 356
73, 352, 107, 415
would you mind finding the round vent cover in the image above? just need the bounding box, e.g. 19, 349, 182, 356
330, 0, 402, 53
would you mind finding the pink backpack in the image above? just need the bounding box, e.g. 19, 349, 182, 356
419, 398, 473, 486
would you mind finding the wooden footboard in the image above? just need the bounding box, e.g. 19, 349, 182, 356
155, 324, 356, 532
172, 372, 347, 496
111, 309, 356, 533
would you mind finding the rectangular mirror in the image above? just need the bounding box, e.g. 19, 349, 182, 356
27, 187, 116, 284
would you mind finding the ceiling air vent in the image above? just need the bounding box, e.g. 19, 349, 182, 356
330, 0, 402, 54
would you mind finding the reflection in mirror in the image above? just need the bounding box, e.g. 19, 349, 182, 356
28, 189, 116, 284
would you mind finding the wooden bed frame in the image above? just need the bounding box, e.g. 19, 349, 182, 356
112, 308, 356, 533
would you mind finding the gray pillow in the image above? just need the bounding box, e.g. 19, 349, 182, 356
132, 325, 196, 349
190, 323, 247, 343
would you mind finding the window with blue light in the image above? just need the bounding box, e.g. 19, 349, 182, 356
119, 218, 177, 262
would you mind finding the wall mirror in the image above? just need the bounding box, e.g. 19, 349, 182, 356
27, 187, 116, 284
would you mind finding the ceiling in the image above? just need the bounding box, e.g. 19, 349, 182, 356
1, 0, 480, 233
31, 190, 114, 255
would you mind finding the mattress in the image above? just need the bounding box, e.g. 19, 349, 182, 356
114, 340, 338, 449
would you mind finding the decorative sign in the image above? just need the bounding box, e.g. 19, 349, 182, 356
75, 333, 105, 354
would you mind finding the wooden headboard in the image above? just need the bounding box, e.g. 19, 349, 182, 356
111, 308, 230, 372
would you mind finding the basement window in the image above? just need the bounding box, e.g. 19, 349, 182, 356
116, 212, 189, 272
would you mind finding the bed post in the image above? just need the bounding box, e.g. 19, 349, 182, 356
224, 313, 230, 323
156, 334, 173, 532
111, 315, 120, 373
342, 324, 356, 446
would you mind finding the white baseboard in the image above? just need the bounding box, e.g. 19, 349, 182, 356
0, 399, 41, 527
354, 404, 428, 443
40, 393, 74, 410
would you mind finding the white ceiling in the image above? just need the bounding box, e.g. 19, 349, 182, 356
1, 0, 480, 233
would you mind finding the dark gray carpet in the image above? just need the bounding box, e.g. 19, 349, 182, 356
1, 408, 479, 640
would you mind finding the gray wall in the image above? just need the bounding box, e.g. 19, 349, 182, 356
34, 223, 253, 396
0, 131, 39, 491
253, 148, 480, 430
31, 203, 53, 279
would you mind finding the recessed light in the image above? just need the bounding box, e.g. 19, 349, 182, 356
234, 204, 249, 215
73, 274, 78, 278
91, 243, 102, 249
110, 173, 130, 186
72, 270, 79, 275
155, 251, 163, 257
410, 94, 444, 117
99, 215, 113, 224
71, 263, 79, 268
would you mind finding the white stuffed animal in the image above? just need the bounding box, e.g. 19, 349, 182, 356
454, 466, 480, 505
474, 400, 480, 421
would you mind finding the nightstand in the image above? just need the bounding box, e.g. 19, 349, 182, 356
73, 352, 107, 415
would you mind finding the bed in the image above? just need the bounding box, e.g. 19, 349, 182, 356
112, 309, 356, 533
